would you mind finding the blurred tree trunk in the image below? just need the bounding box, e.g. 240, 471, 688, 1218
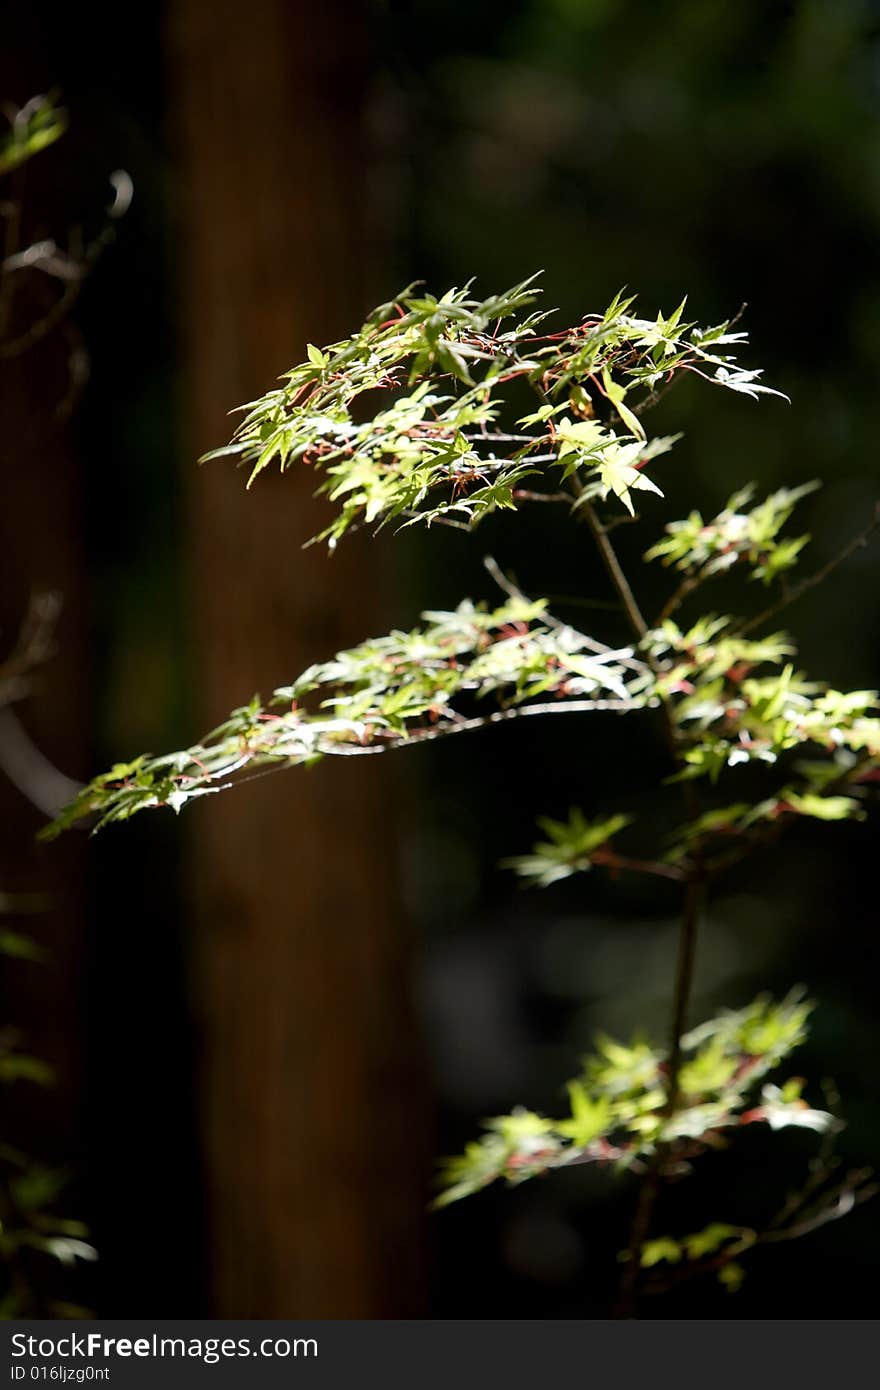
166, 0, 426, 1317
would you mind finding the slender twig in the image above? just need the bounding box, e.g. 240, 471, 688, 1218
482, 555, 649, 675
564, 481, 712, 1318
511, 489, 571, 505
739, 502, 880, 636
591, 847, 686, 883
397, 511, 473, 533
603, 512, 640, 533
464, 431, 539, 444
0, 160, 132, 360
699, 750, 878, 883
543, 593, 621, 613
0, 276, 80, 360
483, 553, 556, 614
330, 698, 642, 755
663, 875, 706, 1114
0, 165, 24, 338
0, 592, 61, 708
640, 1167, 877, 1297
612, 504, 880, 1312
575, 495, 649, 642
630, 371, 684, 419
615, 1169, 662, 1313
0, 594, 83, 817
761, 1170, 878, 1244
614, 876, 706, 1317
0, 708, 83, 817
178, 697, 646, 810
655, 571, 703, 625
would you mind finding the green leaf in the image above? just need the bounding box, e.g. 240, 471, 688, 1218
640, 1237, 682, 1268
718, 1261, 746, 1293
782, 792, 863, 821
679, 1039, 739, 1097
595, 441, 663, 515
0, 928, 45, 962
682, 1223, 745, 1259
601, 366, 646, 442
556, 1083, 612, 1147
505, 809, 632, 887
486, 1109, 554, 1145
0, 1054, 54, 1086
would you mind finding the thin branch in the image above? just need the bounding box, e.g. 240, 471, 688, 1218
0, 167, 132, 361
739, 502, 880, 636
613, 875, 706, 1317
574, 493, 649, 642
614, 1170, 662, 1315
629, 371, 685, 419
663, 875, 706, 1114
398, 511, 473, 533
0, 592, 61, 708
0, 708, 83, 818
543, 593, 621, 613
483, 553, 553, 610
761, 1170, 878, 1244
699, 751, 878, 883
2, 237, 83, 279
640, 1167, 877, 1298
565, 477, 712, 1320
0, 276, 80, 360
510, 489, 571, 505
72, 697, 647, 824
603, 512, 640, 534
464, 431, 540, 444
590, 847, 686, 883
482, 555, 648, 674
330, 698, 642, 756
633, 304, 750, 417
0, 596, 83, 817
655, 571, 703, 625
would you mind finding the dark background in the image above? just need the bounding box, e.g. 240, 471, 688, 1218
2, 0, 879, 1318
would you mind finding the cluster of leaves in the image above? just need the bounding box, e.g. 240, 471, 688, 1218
50, 503, 879, 848
0, 1146, 96, 1318
506, 602, 878, 883
505, 808, 632, 887
637, 1145, 878, 1297
640, 1221, 751, 1269
637, 1222, 754, 1294
646, 482, 819, 586
434, 994, 827, 1207
44, 599, 641, 835
644, 614, 879, 810
204, 280, 783, 545
0, 94, 66, 177
0, 92, 130, 377
44, 275, 878, 1303
52, 280, 852, 847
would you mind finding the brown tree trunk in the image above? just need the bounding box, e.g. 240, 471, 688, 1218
166, 0, 427, 1317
